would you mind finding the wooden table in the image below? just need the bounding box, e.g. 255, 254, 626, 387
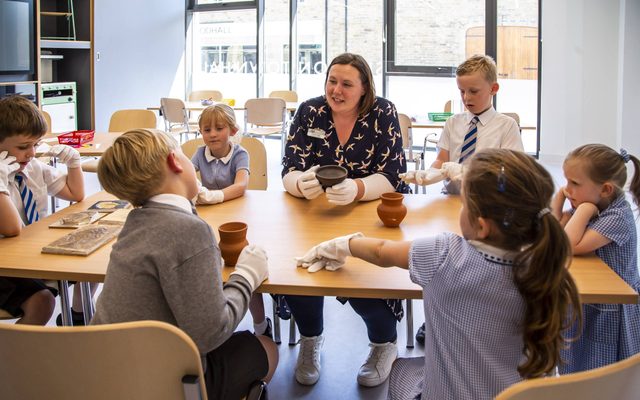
0, 190, 636, 305
39, 132, 123, 157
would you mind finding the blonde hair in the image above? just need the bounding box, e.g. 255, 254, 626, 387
97, 129, 178, 207
464, 149, 581, 378
565, 144, 640, 206
198, 103, 240, 133
0, 95, 48, 141
456, 54, 498, 84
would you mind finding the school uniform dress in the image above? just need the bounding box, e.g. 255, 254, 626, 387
91, 194, 267, 399
191, 143, 249, 189
437, 107, 523, 162
0, 159, 65, 316
559, 194, 640, 373
280, 95, 408, 342
388, 233, 525, 400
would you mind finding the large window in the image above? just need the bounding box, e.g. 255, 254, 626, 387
187, 0, 539, 154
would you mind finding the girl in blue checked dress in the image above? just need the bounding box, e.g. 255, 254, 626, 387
552, 144, 640, 373
295, 149, 582, 399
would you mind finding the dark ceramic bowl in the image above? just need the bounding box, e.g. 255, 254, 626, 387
315, 165, 348, 189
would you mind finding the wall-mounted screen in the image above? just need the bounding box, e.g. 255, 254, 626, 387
0, 0, 35, 75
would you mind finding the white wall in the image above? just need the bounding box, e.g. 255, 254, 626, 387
93, 0, 185, 131
540, 0, 639, 162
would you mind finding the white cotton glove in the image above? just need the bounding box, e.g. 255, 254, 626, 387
399, 168, 446, 186
441, 162, 464, 181
295, 232, 363, 272
229, 245, 269, 292
297, 165, 323, 199
47, 144, 81, 169
326, 178, 358, 205
196, 185, 224, 205
0, 151, 20, 195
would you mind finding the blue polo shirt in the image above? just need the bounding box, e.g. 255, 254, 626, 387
191, 143, 249, 190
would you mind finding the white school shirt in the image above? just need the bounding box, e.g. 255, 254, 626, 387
437, 107, 523, 162
7, 159, 66, 226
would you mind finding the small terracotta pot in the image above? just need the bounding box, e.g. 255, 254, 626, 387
377, 192, 407, 228
218, 222, 249, 267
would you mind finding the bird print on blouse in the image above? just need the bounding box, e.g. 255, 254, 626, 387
281, 95, 409, 194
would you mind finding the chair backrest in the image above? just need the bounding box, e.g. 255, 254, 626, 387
241, 137, 268, 190
42, 110, 52, 134
503, 112, 521, 126
0, 320, 207, 400
181, 137, 205, 159
108, 109, 157, 132
398, 113, 412, 151
495, 352, 640, 400
244, 98, 286, 126
268, 90, 298, 102
188, 90, 223, 102
444, 100, 452, 113
160, 97, 189, 124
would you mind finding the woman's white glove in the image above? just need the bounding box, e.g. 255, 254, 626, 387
47, 144, 81, 169
229, 245, 269, 292
295, 232, 363, 272
297, 165, 323, 199
399, 168, 445, 186
195, 184, 224, 205
0, 151, 20, 195
441, 162, 464, 181
326, 178, 358, 205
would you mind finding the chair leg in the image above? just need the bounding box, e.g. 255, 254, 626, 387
406, 299, 414, 348
288, 316, 297, 345
272, 301, 281, 344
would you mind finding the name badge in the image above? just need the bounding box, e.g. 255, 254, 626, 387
307, 128, 326, 139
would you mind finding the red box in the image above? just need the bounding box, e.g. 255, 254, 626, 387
57, 130, 95, 148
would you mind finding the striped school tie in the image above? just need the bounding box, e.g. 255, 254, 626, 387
14, 174, 39, 225
458, 116, 480, 163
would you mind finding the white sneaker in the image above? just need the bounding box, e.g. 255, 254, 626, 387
357, 341, 398, 387
295, 335, 324, 385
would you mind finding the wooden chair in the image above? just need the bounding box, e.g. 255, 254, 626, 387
244, 98, 287, 156
495, 352, 640, 400
181, 137, 205, 160
161, 97, 199, 142
42, 110, 52, 134
268, 90, 298, 102
188, 90, 223, 102
81, 109, 157, 173
0, 320, 208, 400
241, 137, 267, 190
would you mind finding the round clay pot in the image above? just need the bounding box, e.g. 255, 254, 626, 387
377, 192, 407, 228
315, 165, 348, 189
218, 222, 249, 267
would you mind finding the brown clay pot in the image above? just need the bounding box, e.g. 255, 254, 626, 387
218, 222, 249, 267
377, 192, 407, 228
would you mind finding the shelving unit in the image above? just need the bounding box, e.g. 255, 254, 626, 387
38, 0, 93, 130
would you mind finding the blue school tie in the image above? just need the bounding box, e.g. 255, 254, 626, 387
459, 116, 480, 163
14, 174, 39, 225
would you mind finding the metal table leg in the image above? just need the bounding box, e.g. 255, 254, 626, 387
406, 299, 414, 348
272, 301, 281, 344
57, 280, 72, 326
80, 281, 94, 324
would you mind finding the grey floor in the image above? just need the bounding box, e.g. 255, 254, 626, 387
3, 136, 569, 399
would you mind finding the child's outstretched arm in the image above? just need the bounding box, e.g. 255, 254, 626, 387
564, 202, 611, 255
221, 169, 249, 201
349, 237, 411, 269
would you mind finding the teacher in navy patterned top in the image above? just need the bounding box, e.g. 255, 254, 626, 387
280, 53, 409, 388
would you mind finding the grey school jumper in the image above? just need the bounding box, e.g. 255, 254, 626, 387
91, 201, 252, 355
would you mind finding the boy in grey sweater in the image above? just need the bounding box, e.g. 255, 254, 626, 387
91, 128, 277, 399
